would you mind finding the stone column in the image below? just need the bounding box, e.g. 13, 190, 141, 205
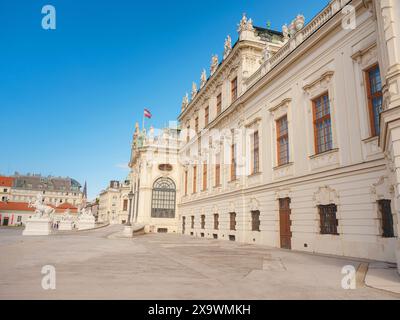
375, 0, 400, 272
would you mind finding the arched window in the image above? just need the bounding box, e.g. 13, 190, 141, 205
151, 178, 176, 218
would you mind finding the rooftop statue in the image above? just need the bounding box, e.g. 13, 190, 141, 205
237, 13, 254, 33
262, 43, 271, 62
223, 35, 232, 59
200, 69, 207, 88
181, 93, 189, 111
191, 82, 198, 99
210, 54, 219, 76
282, 24, 289, 41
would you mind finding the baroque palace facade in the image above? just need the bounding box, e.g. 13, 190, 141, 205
128, 0, 400, 268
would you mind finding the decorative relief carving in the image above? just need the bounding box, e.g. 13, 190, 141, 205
313, 186, 339, 206
273, 163, 294, 179
371, 176, 394, 201
249, 197, 260, 211
309, 149, 339, 170
275, 188, 291, 200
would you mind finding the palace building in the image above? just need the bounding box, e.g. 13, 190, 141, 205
126, 0, 400, 269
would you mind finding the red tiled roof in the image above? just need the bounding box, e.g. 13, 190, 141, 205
54, 202, 78, 214
0, 177, 14, 188
56, 202, 78, 210
0, 201, 78, 214
0, 201, 34, 212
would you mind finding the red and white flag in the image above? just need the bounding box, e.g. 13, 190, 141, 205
144, 108, 152, 119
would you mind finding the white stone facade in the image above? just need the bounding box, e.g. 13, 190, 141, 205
175, 0, 400, 265
98, 180, 130, 224
128, 126, 180, 234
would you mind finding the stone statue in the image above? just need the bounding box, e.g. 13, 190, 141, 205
181, 93, 189, 111
135, 122, 140, 135
210, 54, 219, 76
79, 206, 94, 219
191, 82, 198, 99
149, 125, 155, 140
282, 24, 289, 41
262, 43, 271, 62
29, 194, 55, 219
295, 14, 305, 31
200, 69, 207, 88
237, 13, 254, 33
223, 35, 232, 59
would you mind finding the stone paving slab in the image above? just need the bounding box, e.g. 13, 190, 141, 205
365, 263, 400, 294
0, 226, 399, 300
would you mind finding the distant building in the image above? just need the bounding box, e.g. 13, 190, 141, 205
0, 173, 85, 207
127, 125, 180, 233
0, 201, 79, 227
0, 176, 13, 202
98, 179, 131, 224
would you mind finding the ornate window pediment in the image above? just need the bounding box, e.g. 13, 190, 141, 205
371, 176, 394, 201
269, 98, 291, 120
303, 71, 334, 97
313, 186, 339, 206
351, 43, 377, 70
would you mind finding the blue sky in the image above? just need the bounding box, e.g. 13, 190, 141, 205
0, 0, 328, 199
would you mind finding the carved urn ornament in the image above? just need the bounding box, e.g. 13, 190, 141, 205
210, 54, 219, 76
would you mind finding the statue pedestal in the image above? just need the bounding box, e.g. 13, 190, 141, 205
23, 217, 51, 236
78, 217, 95, 231
59, 221, 73, 231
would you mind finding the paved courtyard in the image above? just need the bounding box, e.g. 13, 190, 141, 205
0, 225, 399, 300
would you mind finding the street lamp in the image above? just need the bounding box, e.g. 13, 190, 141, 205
126, 190, 134, 226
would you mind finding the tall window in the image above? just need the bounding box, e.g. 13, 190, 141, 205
193, 165, 197, 194
252, 130, 260, 174
277, 116, 289, 166
184, 170, 188, 196
313, 93, 333, 154
205, 106, 209, 127
366, 65, 383, 136
182, 217, 186, 233
151, 178, 176, 218
214, 214, 219, 230
191, 216, 195, 229
231, 143, 237, 181
201, 215, 205, 229
123, 199, 128, 211
231, 77, 238, 102
378, 200, 394, 238
202, 163, 208, 191
217, 93, 222, 115
215, 153, 221, 186
319, 204, 338, 235
251, 210, 260, 232
195, 117, 199, 133
230, 212, 236, 231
